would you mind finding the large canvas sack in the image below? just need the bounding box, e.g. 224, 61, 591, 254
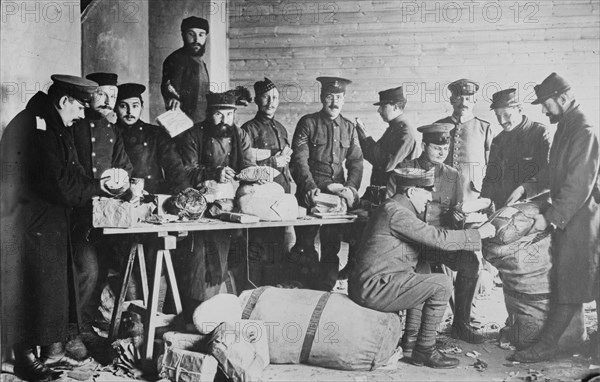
239, 287, 401, 371
488, 201, 550, 245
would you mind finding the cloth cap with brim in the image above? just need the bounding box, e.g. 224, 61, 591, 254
373, 86, 406, 105
531, 72, 571, 105
86, 72, 118, 87
254, 77, 276, 96
317, 76, 352, 94
207, 91, 237, 110
181, 16, 209, 33
116, 83, 146, 103
448, 78, 480, 96
490, 88, 521, 109
417, 123, 454, 145
393, 165, 435, 189
50, 74, 98, 106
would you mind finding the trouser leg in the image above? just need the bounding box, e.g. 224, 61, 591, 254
73, 243, 100, 326
317, 224, 342, 291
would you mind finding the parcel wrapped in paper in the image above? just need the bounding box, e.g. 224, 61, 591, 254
236, 166, 280, 183
487, 201, 550, 245
236, 182, 298, 221
92, 197, 155, 228
163, 188, 208, 220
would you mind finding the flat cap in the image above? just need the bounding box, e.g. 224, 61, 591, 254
393, 165, 435, 189
317, 76, 352, 94
418, 123, 454, 145
254, 77, 276, 96
207, 91, 237, 110
50, 74, 98, 106
181, 16, 209, 33
531, 72, 571, 105
86, 72, 118, 87
490, 88, 521, 110
373, 86, 406, 106
116, 83, 146, 103
448, 78, 480, 96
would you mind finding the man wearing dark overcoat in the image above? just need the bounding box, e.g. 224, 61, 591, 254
506, 73, 600, 363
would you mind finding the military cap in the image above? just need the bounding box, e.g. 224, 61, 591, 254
393, 165, 435, 189
317, 76, 352, 94
418, 123, 454, 145
531, 72, 571, 105
490, 88, 521, 110
254, 77, 276, 96
448, 78, 480, 96
181, 16, 209, 33
373, 86, 406, 106
207, 91, 237, 109
116, 83, 146, 103
50, 74, 98, 106
86, 72, 118, 87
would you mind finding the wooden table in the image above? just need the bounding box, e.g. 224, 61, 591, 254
103, 216, 356, 360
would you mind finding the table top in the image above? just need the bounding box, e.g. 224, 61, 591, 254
103, 215, 357, 235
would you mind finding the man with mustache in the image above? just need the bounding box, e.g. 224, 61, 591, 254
431, 78, 495, 343
71, 72, 133, 335
505, 73, 599, 363
290, 76, 364, 291
1, 75, 118, 381
177, 91, 255, 317
161, 16, 211, 124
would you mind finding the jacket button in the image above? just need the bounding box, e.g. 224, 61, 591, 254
147, 175, 152, 179
91, 137, 96, 143
139, 127, 143, 131
93, 168, 97, 172
109, 139, 113, 143
92, 152, 96, 157
143, 142, 148, 146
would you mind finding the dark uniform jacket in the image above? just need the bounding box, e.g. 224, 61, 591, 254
347, 193, 481, 305
0, 92, 103, 345
290, 110, 364, 204
357, 114, 419, 187
481, 116, 552, 208
523, 104, 599, 303
436, 115, 494, 201
117, 119, 185, 195
241, 112, 292, 192
179, 121, 255, 187
161, 47, 210, 124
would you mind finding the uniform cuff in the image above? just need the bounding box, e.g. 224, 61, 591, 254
464, 229, 483, 251
544, 206, 567, 230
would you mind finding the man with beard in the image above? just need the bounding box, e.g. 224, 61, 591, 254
177, 91, 255, 317
71, 73, 133, 332
161, 16, 210, 123
115, 83, 185, 195
481, 88, 552, 208
1, 75, 118, 381
290, 76, 364, 291
505, 73, 599, 363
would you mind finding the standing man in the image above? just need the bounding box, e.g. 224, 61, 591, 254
481, 88, 552, 208
71, 72, 133, 330
506, 73, 599, 363
290, 76, 364, 291
348, 166, 496, 368
177, 91, 255, 317
1, 75, 118, 381
115, 83, 185, 195
161, 16, 211, 124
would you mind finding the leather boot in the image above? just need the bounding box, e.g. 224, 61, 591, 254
410, 347, 459, 369
450, 275, 484, 344
508, 303, 579, 363
13, 344, 62, 382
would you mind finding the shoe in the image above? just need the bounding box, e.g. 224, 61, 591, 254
410, 347, 459, 369
507, 341, 557, 363
13, 345, 62, 382
400, 339, 416, 357
450, 322, 485, 344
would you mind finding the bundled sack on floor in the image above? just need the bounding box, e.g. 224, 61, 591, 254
159, 332, 219, 382
236, 181, 298, 221
483, 201, 586, 349
239, 286, 402, 371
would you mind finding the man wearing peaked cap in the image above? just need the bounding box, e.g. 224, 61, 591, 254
161, 16, 211, 124
115, 83, 185, 195
481, 88, 551, 209
505, 74, 600, 363
348, 162, 496, 369
176, 91, 255, 315
290, 75, 363, 291
0, 74, 123, 381
71, 73, 133, 333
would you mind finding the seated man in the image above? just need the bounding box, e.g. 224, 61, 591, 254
348, 166, 495, 369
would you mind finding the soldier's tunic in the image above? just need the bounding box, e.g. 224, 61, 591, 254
481, 116, 552, 208
241, 112, 291, 192
523, 104, 599, 303
436, 115, 494, 201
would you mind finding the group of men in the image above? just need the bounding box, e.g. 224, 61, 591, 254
1, 14, 598, 381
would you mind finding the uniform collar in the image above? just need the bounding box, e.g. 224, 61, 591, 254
416, 156, 437, 171
254, 112, 276, 124
389, 114, 408, 128
451, 114, 475, 124
319, 109, 342, 125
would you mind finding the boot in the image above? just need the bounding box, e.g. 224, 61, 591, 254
410, 347, 459, 369
508, 303, 579, 363
450, 275, 484, 344
13, 344, 62, 382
